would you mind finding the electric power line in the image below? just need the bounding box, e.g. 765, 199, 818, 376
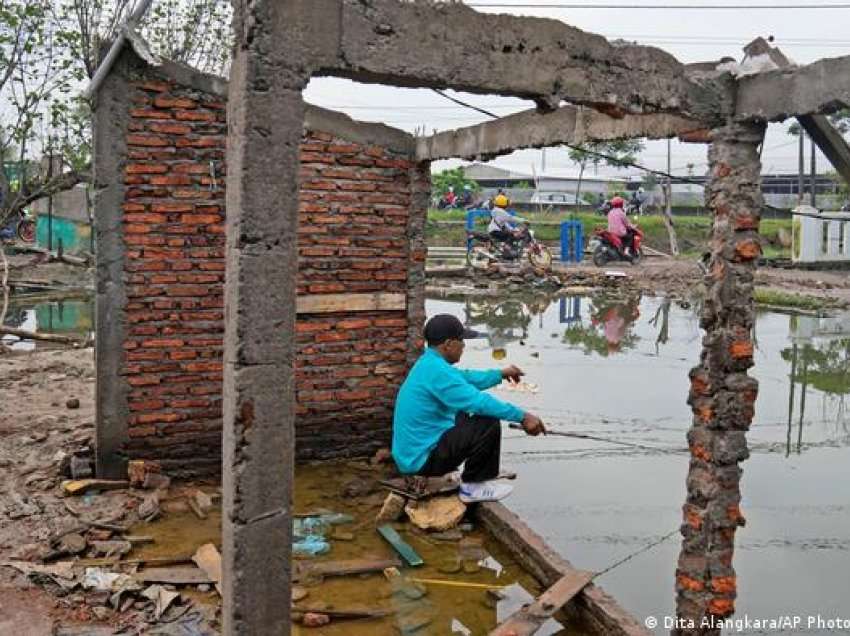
468, 2, 850, 9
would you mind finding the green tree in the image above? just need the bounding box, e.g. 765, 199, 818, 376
568, 140, 644, 210
0, 0, 232, 226
431, 167, 479, 198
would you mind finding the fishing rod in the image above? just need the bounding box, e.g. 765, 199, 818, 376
508, 423, 688, 454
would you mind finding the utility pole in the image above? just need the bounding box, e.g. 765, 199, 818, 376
662, 137, 679, 255
797, 131, 804, 205
810, 136, 817, 207
47, 136, 54, 252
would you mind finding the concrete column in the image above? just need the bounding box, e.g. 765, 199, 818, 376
674, 120, 766, 635
222, 2, 306, 633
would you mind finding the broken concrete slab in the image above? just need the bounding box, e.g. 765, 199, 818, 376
405, 496, 466, 532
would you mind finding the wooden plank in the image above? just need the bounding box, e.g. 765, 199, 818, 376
489, 570, 595, 636
379, 476, 458, 501
296, 292, 406, 314
192, 543, 222, 595
476, 503, 650, 636
294, 558, 401, 581
133, 566, 213, 585
376, 526, 424, 567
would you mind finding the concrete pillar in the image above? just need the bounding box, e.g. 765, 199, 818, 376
222, 2, 306, 633
674, 120, 766, 635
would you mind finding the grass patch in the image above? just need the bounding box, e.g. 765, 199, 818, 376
426, 209, 792, 258
754, 288, 833, 311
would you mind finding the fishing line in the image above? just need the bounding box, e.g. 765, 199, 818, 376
593, 528, 681, 580
508, 423, 689, 453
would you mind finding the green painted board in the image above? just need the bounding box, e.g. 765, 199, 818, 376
377, 525, 424, 567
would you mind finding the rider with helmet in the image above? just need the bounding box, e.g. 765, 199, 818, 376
607, 196, 638, 258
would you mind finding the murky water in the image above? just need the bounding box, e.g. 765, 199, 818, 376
428, 290, 850, 635
1, 295, 93, 350
131, 463, 579, 636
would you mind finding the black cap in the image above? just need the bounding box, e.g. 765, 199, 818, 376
423, 314, 483, 346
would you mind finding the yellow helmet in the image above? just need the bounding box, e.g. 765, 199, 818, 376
493, 194, 509, 208
492, 348, 507, 360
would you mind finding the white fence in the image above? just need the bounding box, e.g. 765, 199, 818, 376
792, 206, 850, 263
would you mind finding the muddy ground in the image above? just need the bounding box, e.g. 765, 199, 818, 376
2, 254, 849, 633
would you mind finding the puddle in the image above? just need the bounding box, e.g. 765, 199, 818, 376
132, 462, 584, 635
428, 290, 850, 634
1, 295, 93, 350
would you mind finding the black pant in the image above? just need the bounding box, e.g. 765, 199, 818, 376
489, 230, 513, 244
620, 230, 635, 255
418, 413, 501, 483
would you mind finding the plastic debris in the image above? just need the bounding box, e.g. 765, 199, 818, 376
292, 535, 330, 557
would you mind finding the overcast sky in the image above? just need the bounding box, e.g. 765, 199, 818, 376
303, 0, 850, 180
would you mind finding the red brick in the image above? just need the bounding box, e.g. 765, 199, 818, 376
128, 425, 157, 438
125, 213, 167, 224
136, 412, 184, 424
141, 338, 185, 348
154, 96, 197, 109
150, 174, 193, 186
167, 285, 211, 297
337, 319, 372, 330
176, 137, 224, 148
180, 214, 221, 225
152, 203, 194, 213
127, 133, 170, 147
129, 399, 166, 411
173, 188, 212, 199
131, 108, 172, 120
124, 224, 152, 234
174, 110, 217, 122
127, 163, 168, 174
127, 375, 161, 387
337, 390, 371, 401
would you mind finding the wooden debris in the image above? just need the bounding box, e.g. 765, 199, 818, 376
123, 535, 154, 546
377, 525, 424, 567
90, 540, 132, 558
133, 566, 213, 585
192, 543, 222, 595
379, 475, 459, 500
0, 326, 82, 345
60, 479, 129, 496
293, 606, 394, 621
489, 570, 594, 635
376, 493, 407, 524
294, 558, 401, 582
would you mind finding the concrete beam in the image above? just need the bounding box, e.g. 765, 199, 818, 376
797, 114, 850, 185
417, 105, 704, 161
735, 54, 850, 121
221, 3, 303, 633
277, 0, 727, 123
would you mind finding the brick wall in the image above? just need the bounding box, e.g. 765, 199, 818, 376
110, 61, 425, 475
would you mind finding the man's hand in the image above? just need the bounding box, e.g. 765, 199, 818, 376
521, 412, 546, 436
501, 365, 524, 383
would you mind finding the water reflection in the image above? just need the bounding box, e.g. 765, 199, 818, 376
783, 313, 850, 455
1, 296, 93, 350
562, 293, 642, 357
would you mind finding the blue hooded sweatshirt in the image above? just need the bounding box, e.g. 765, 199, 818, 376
391, 347, 525, 474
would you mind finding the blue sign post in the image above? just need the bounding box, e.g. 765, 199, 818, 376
560, 220, 584, 263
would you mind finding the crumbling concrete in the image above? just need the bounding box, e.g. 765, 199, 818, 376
417, 105, 703, 161
267, 0, 728, 121
676, 120, 766, 636
736, 54, 850, 121
221, 6, 305, 633
93, 49, 133, 480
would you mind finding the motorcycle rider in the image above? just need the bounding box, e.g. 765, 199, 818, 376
488, 203, 527, 257
607, 196, 637, 259
492, 189, 510, 209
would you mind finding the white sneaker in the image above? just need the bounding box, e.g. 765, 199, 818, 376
458, 480, 514, 503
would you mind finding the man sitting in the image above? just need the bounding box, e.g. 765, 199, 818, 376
392, 314, 546, 503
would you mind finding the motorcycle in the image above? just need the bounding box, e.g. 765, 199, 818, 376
589, 226, 644, 266
467, 224, 553, 271
0, 209, 35, 243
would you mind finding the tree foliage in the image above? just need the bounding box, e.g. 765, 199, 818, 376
0, 0, 231, 225
431, 167, 480, 197
567, 139, 644, 208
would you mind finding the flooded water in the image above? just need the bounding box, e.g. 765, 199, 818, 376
427, 291, 850, 635
131, 463, 577, 636
1, 295, 93, 350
